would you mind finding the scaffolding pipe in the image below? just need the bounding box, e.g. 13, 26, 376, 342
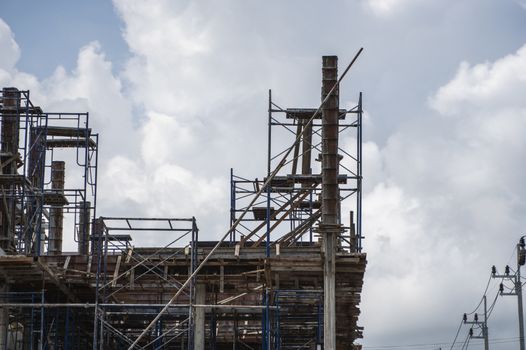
0, 303, 276, 309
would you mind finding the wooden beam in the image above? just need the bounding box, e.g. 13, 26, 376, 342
36, 258, 79, 302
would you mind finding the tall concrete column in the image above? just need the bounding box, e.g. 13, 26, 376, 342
0, 88, 20, 253
0, 285, 8, 350
48, 161, 65, 255
320, 56, 340, 350
78, 201, 91, 255
194, 284, 206, 350
301, 118, 313, 177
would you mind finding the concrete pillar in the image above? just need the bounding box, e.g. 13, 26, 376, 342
78, 202, 91, 255
0, 285, 8, 350
23, 322, 33, 350
194, 284, 206, 350
0, 88, 20, 253
48, 161, 65, 255
320, 56, 340, 350
301, 119, 313, 177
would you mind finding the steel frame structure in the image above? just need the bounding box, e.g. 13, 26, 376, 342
230, 91, 363, 253
0, 88, 99, 257
0, 53, 367, 350
92, 217, 199, 350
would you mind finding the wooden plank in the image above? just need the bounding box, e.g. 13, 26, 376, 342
125, 246, 134, 263
112, 255, 122, 287
86, 255, 92, 276
220, 264, 224, 293
63, 256, 71, 270
36, 258, 79, 302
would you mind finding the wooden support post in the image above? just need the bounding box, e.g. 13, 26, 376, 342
219, 264, 224, 294
112, 255, 122, 287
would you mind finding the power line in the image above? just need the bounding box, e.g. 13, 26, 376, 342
486, 289, 500, 319
448, 318, 464, 350
466, 274, 492, 315
363, 336, 521, 350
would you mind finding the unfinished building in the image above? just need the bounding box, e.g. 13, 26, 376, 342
0, 54, 366, 349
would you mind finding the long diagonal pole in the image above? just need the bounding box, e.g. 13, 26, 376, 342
127, 48, 363, 349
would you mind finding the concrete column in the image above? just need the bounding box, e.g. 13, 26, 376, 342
301, 119, 313, 177
0, 88, 20, 253
0, 285, 8, 350
48, 161, 65, 255
78, 202, 91, 255
194, 284, 206, 350
320, 56, 340, 350
23, 322, 33, 350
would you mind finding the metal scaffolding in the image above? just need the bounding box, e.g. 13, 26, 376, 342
0, 52, 366, 350
0, 87, 99, 257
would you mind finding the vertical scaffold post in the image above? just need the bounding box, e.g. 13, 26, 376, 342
230, 168, 236, 244
262, 89, 273, 350
357, 92, 363, 252
188, 217, 199, 350
92, 218, 104, 350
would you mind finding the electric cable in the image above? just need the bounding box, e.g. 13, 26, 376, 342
448, 318, 464, 350
363, 337, 521, 350
466, 274, 492, 315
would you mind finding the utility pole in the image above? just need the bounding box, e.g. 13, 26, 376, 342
463, 301, 489, 350
483, 296, 489, 350
492, 237, 526, 350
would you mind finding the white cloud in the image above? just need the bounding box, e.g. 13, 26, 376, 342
360, 43, 526, 344
515, 0, 526, 10
2, 2, 526, 347
363, 0, 420, 16
0, 19, 20, 73
430, 45, 526, 116
140, 111, 196, 166
0, 19, 229, 245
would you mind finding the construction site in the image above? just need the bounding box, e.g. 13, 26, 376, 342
0, 53, 366, 349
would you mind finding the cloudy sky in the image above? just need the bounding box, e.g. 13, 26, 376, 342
1, 0, 526, 348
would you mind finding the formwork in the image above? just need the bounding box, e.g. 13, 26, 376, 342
0, 55, 366, 350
